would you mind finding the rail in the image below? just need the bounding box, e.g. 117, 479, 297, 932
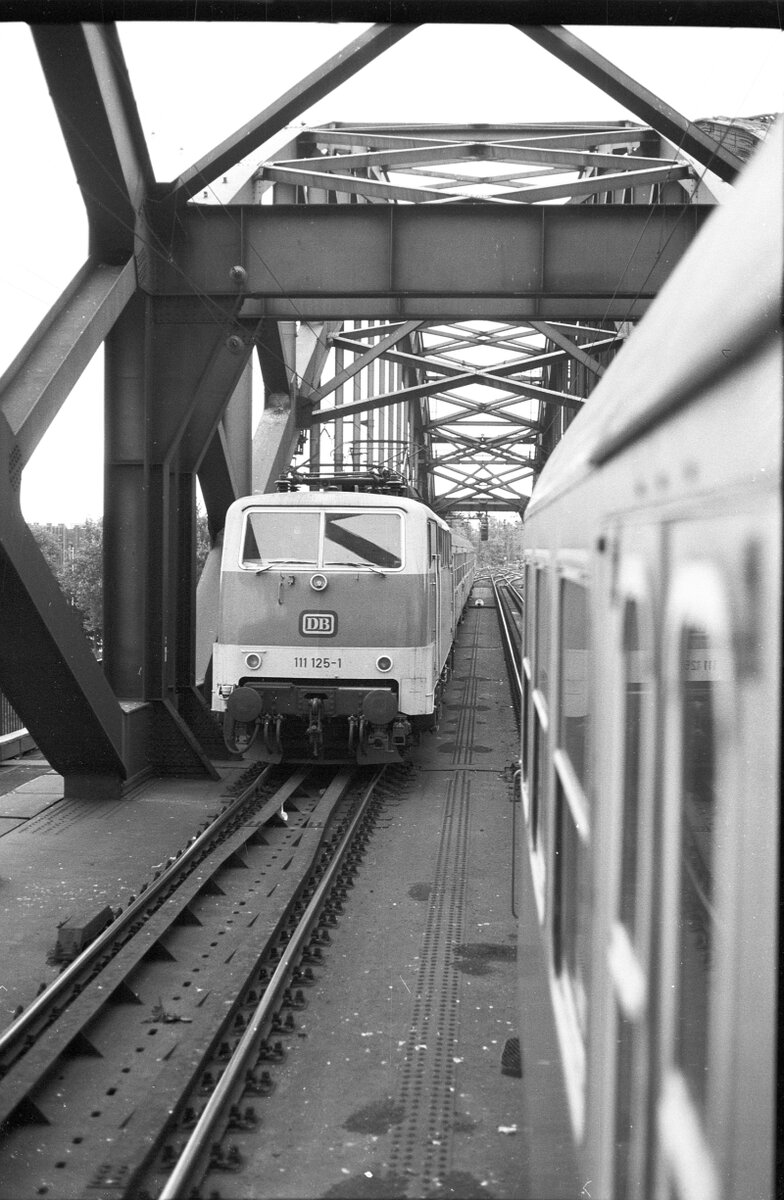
0, 760, 279, 1070
490, 572, 523, 722
158, 765, 383, 1198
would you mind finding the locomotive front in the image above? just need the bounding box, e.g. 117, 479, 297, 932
212, 492, 437, 763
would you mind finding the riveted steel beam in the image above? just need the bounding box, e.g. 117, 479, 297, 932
32, 24, 155, 259
518, 26, 745, 183
150, 203, 710, 320
0, 259, 136, 466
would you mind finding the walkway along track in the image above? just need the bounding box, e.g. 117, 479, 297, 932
0, 760, 401, 1198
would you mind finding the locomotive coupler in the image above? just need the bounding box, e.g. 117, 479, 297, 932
307, 697, 325, 758
391, 718, 411, 748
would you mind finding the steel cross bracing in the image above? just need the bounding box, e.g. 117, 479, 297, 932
0, 19, 764, 795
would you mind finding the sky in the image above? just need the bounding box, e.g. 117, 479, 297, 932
0, 20, 781, 524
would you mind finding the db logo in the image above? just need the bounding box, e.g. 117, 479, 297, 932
300, 611, 337, 637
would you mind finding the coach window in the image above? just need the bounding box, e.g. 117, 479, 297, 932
535, 567, 550, 698
659, 563, 734, 1200
552, 576, 591, 1099
531, 565, 550, 854
609, 586, 655, 1200
618, 597, 651, 940
674, 624, 719, 1117
521, 561, 533, 790
557, 578, 589, 791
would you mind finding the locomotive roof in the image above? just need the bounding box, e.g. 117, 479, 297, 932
228, 489, 452, 528
526, 119, 782, 516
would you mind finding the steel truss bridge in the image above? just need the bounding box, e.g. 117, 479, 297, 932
0, 20, 769, 797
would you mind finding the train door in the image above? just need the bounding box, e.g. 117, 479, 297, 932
596, 527, 660, 1200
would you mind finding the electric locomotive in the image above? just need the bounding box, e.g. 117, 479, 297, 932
211, 476, 475, 763
516, 123, 781, 1199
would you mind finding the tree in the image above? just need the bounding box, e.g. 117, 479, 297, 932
448, 514, 522, 568
196, 508, 211, 577
28, 523, 64, 576
60, 519, 103, 651
30, 520, 104, 652
30, 511, 213, 655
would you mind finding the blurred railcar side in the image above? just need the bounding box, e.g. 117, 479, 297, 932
518, 124, 781, 1200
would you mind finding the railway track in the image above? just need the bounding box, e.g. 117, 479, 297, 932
0, 759, 402, 1199
490, 573, 523, 721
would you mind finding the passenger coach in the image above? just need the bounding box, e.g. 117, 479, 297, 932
517, 124, 781, 1199
212, 488, 474, 763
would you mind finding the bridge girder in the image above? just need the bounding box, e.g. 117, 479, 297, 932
1, 18, 766, 794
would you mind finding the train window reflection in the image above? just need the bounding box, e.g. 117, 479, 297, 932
559, 580, 589, 789
242, 510, 319, 565
554, 778, 590, 1038
536, 568, 550, 698
620, 601, 645, 938
525, 564, 536, 664
676, 625, 721, 1117
323, 511, 402, 569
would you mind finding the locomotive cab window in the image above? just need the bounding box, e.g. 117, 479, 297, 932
242, 509, 319, 566
323, 511, 402, 569
240, 508, 403, 570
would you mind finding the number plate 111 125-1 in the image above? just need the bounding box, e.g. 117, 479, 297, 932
294, 657, 343, 670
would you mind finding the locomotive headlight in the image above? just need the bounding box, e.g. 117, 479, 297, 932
310, 573, 328, 592
245, 652, 262, 670
376, 655, 393, 673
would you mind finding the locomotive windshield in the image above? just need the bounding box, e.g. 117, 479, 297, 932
241, 508, 402, 570
323, 511, 401, 568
